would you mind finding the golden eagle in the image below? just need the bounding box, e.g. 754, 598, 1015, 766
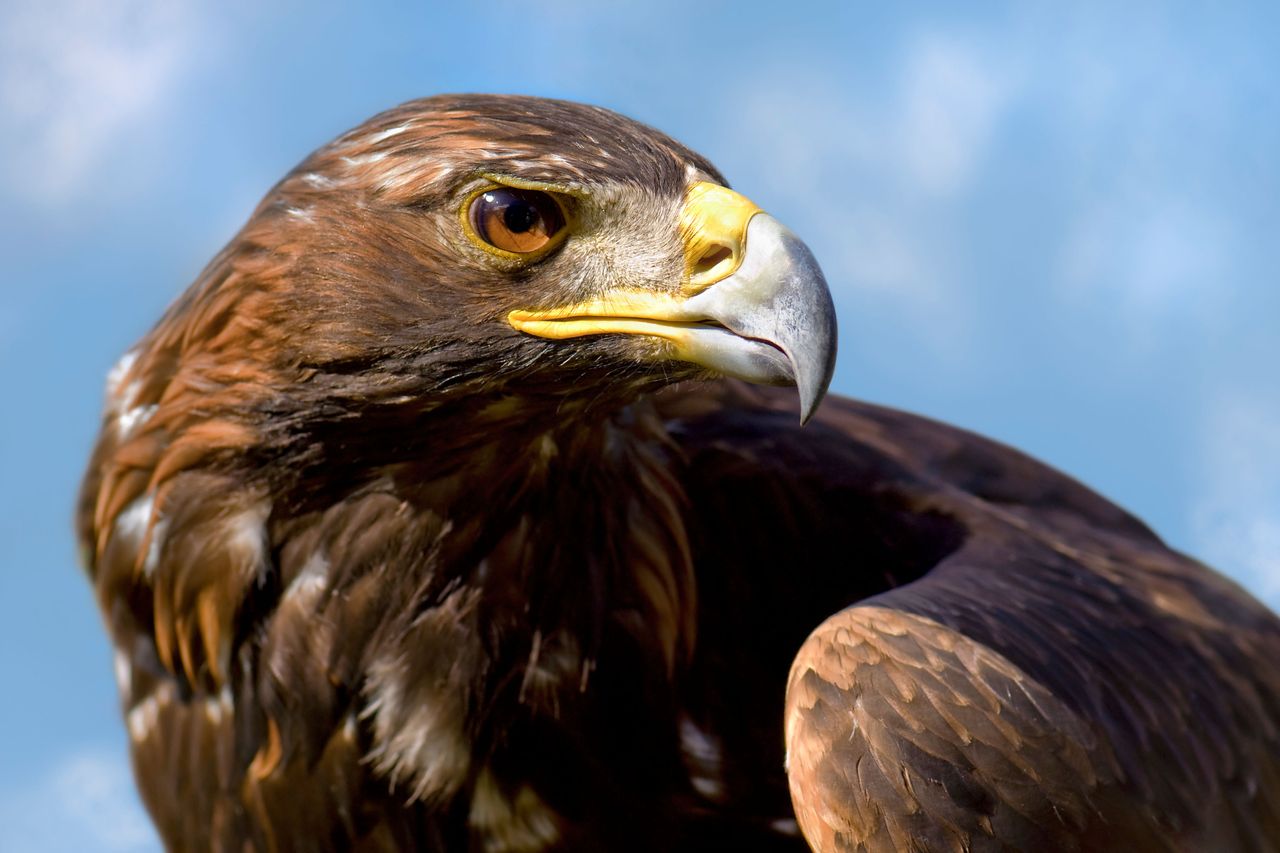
78, 95, 1280, 851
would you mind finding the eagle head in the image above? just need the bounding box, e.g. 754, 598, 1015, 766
129, 96, 835, 437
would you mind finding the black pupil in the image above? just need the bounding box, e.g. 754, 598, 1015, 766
502, 198, 539, 233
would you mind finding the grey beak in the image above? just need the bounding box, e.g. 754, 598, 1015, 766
683, 214, 838, 423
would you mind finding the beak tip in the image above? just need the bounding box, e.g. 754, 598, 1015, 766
796, 370, 832, 426
791, 304, 837, 428
799, 394, 820, 424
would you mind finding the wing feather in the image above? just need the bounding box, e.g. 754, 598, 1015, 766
658, 381, 1280, 852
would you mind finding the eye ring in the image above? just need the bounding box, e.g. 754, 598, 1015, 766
462, 185, 569, 260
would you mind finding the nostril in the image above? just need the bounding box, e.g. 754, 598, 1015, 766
692, 243, 733, 278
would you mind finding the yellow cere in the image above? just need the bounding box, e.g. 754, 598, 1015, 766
680, 182, 763, 294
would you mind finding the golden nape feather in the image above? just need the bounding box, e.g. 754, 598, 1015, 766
77, 94, 1280, 852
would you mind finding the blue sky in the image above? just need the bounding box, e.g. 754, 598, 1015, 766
1, 1, 1277, 849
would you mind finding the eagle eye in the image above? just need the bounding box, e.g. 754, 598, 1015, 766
467, 187, 567, 257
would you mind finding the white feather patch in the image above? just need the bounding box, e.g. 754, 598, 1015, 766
113, 648, 131, 694
341, 712, 358, 743
114, 494, 154, 545
341, 150, 389, 168
770, 818, 800, 836
116, 403, 156, 439
105, 350, 137, 399
300, 172, 337, 190
204, 685, 233, 725
468, 767, 562, 852
126, 682, 175, 743
365, 123, 414, 145
284, 551, 329, 600
679, 715, 726, 801
225, 500, 271, 579
142, 516, 168, 578
363, 671, 471, 803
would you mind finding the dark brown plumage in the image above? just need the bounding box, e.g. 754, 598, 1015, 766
77, 94, 1280, 852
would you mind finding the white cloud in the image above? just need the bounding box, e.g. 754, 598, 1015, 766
1191, 391, 1280, 610
0, 0, 197, 201
1059, 192, 1232, 328
0, 746, 160, 852
716, 31, 1017, 362
897, 34, 1015, 196
732, 32, 1015, 203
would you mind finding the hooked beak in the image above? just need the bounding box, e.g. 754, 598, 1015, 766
508, 182, 838, 423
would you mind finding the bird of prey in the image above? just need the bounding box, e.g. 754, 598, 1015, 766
78, 95, 1280, 852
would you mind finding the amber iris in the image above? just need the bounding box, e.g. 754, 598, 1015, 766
469, 187, 566, 255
